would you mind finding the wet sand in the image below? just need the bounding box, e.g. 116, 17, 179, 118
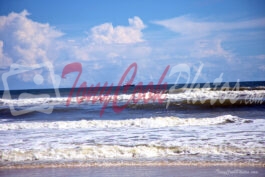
1, 165, 265, 177
1, 162, 264, 177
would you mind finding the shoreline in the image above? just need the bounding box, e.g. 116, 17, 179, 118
1, 163, 265, 177
1, 161, 264, 169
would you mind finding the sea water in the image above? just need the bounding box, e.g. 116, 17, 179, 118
0, 81, 265, 168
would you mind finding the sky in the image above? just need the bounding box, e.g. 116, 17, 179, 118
0, 0, 265, 90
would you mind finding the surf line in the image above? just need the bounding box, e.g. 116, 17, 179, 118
61, 62, 170, 116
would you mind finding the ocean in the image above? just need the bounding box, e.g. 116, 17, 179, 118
0, 81, 265, 176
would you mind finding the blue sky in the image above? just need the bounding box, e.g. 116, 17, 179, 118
0, 0, 265, 89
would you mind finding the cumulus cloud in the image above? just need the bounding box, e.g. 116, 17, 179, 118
0, 10, 63, 83
0, 10, 63, 66
68, 16, 149, 62
153, 15, 265, 37
91, 16, 145, 44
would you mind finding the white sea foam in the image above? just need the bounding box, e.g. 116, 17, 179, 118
1, 89, 264, 107
0, 115, 248, 131
1, 143, 264, 163
167, 89, 265, 104
0, 115, 265, 163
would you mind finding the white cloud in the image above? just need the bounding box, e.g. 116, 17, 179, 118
153, 15, 265, 37
0, 40, 12, 67
151, 15, 265, 63
69, 41, 152, 63
91, 16, 145, 44
0, 10, 63, 66
62, 16, 148, 63
67, 16, 149, 62
0, 10, 63, 82
191, 39, 234, 61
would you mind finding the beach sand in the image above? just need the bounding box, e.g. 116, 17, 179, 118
1, 162, 264, 177
1, 165, 264, 177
